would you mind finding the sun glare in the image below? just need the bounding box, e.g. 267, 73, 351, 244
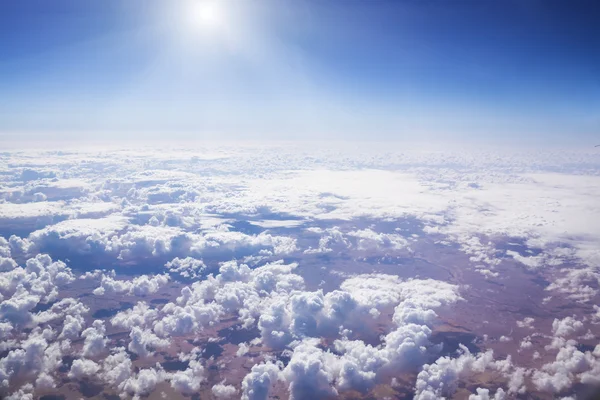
189, 0, 225, 31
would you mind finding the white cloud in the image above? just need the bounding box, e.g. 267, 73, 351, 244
128, 327, 169, 357
0, 258, 17, 273
0, 328, 63, 389
169, 359, 205, 393
531, 343, 597, 393
347, 229, 408, 251
282, 339, 339, 399
81, 320, 108, 357
68, 358, 100, 379
165, 256, 208, 278
241, 361, 283, 400
552, 316, 584, 338
93, 273, 169, 296
111, 301, 158, 330
100, 347, 133, 387
469, 387, 506, 400
212, 382, 237, 398
0, 254, 76, 327
2, 145, 600, 398
120, 366, 167, 398
516, 317, 535, 329
414, 345, 496, 400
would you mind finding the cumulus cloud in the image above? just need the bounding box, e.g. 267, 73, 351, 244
0, 328, 64, 389
120, 366, 167, 398
516, 317, 535, 329
165, 256, 208, 278
111, 301, 158, 330
128, 327, 169, 357
0, 254, 75, 327
347, 229, 409, 251
37, 297, 89, 333
100, 347, 133, 387
169, 359, 205, 393
552, 316, 584, 338
241, 361, 283, 400
68, 358, 100, 379
2, 145, 600, 399
93, 273, 169, 296
81, 320, 108, 357
469, 387, 506, 400
532, 343, 600, 393
212, 382, 237, 398
236, 272, 462, 397
28, 214, 299, 265
414, 345, 496, 399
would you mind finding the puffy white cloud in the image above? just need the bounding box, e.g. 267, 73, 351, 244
347, 229, 408, 251
516, 317, 535, 329
237, 342, 250, 356
153, 301, 222, 338
0, 254, 74, 308
532, 343, 600, 393
519, 337, 533, 350
212, 382, 238, 398
4, 384, 34, 400
303, 226, 348, 254
59, 314, 85, 339
36, 297, 89, 328
506, 250, 545, 270
0, 254, 78, 336
100, 347, 133, 387
3, 145, 600, 399
0, 202, 67, 227
28, 215, 127, 255
0, 321, 14, 341
552, 316, 584, 338
0, 257, 17, 272
0, 288, 40, 325
28, 213, 299, 264
152, 260, 305, 340
546, 267, 600, 302
332, 340, 384, 392
93, 273, 169, 296
81, 320, 108, 357
168, 359, 205, 393
8, 235, 33, 255
282, 339, 339, 399
241, 361, 283, 400
111, 301, 158, 330
68, 358, 100, 379
0, 328, 63, 389
469, 387, 506, 400
128, 327, 169, 357
579, 345, 600, 385
240, 272, 461, 396
0, 238, 11, 258
165, 256, 208, 278
507, 367, 528, 394
414, 346, 496, 400
120, 366, 167, 398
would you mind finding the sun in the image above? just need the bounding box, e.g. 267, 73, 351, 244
189, 0, 225, 31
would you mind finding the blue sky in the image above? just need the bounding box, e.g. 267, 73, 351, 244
0, 0, 599, 142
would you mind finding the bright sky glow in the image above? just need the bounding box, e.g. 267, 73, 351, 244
187, 1, 226, 32
0, 0, 598, 143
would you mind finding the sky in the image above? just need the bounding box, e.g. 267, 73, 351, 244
0, 0, 599, 143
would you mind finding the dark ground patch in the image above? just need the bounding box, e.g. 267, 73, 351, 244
92, 302, 134, 318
